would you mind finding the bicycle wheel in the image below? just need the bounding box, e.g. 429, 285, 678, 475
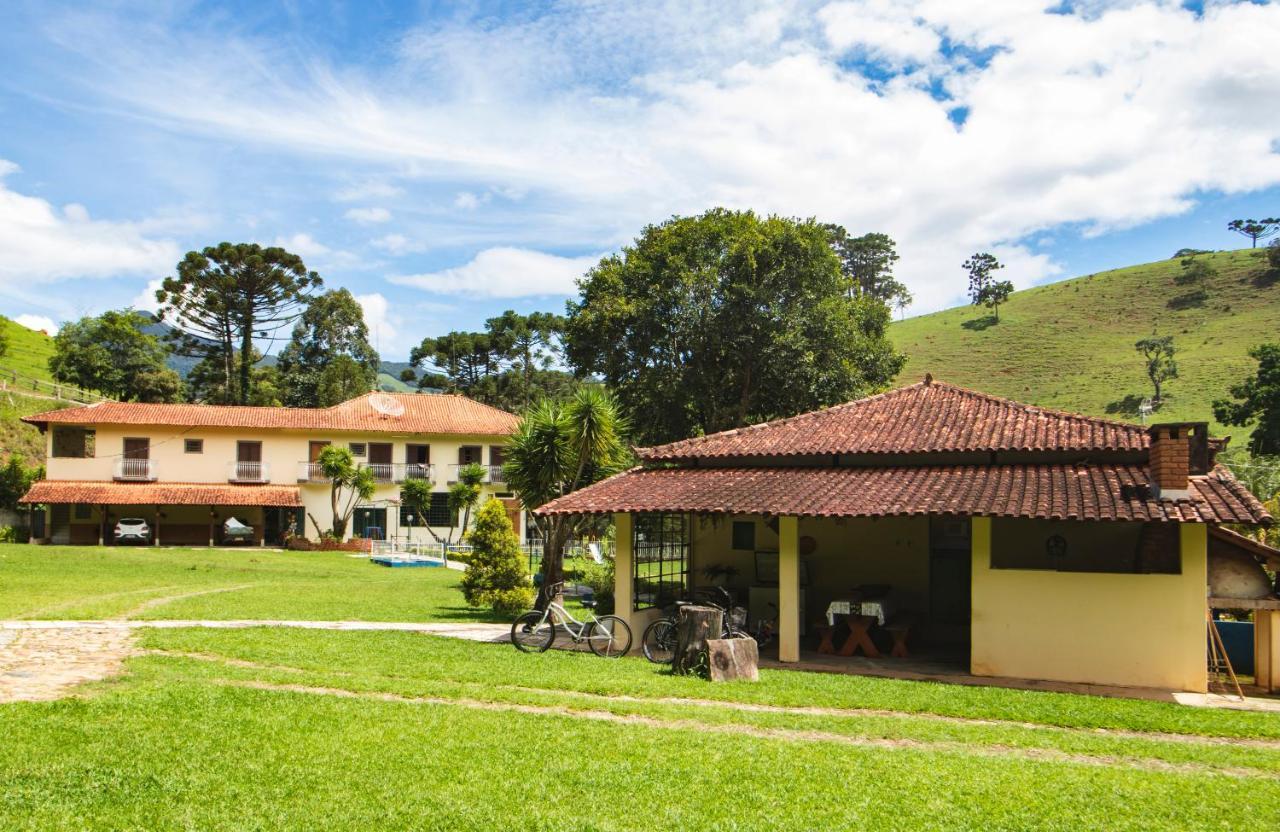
510, 611, 556, 653
641, 618, 677, 664
723, 624, 751, 640
586, 615, 633, 658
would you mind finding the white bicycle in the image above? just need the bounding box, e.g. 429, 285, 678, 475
510, 581, 633, 658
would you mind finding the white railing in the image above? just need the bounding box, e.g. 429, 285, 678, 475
228, 461, 270, 483
448, 463, 505, 483
355, 462, 436, 484
113, 458, 157, 481
297, 462, 327, 482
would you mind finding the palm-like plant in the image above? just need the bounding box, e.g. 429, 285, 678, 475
317, 445, 376, 539
449, 463, 487, 544
503, 387, 629, 607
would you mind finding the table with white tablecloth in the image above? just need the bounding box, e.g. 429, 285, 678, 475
826, 598, 896, 627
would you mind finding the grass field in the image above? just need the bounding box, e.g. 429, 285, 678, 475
3, 625, 1279, 830
891, 247, 1280, 443
0, 545, 496, 622
0, 316, 71, 464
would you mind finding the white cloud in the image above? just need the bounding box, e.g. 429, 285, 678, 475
391, 247, 599, 298
372, 233, 427, 255
344, 206, 391, 224
31, 1, 1280, 313
273, 232, 330, 258
453, 191, 489, 210
334, 181, 404, 202
354, 291, 408, 357
131, 278, 164, 314
0, 159, 179, 299
12, 314, 58, 334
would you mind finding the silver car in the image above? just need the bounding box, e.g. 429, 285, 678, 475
114, 517, 151, 544
222, 517, 255, 544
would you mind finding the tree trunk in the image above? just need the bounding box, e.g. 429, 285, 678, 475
673, 605, 723, 676
536, 521, 570, 610
707, 637, 759, 682
239, 314, 254, 405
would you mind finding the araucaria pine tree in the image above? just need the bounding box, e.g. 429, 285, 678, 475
460, 499, 534, 615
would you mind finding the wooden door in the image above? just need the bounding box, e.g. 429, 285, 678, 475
458, 445, 481, 464
501, 498, 522, 537
368, 443, 392, 464
237, 441, 262, 462
123, 438, 150, 459
308, 441, 330, 462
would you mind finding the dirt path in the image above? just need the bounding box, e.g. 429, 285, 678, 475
219, 679, 1280, 780
0, 626, 136, 703
114, 583, 263, 618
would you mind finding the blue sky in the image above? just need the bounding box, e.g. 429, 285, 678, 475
1, 0, 1279, 359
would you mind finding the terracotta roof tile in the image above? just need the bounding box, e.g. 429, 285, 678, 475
639, 381, 1147, 460
537, 464, 1270, 525
21, 481, 303, 507
23, 392, 519, 436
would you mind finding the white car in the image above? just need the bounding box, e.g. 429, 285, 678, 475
114, 517, 151, 544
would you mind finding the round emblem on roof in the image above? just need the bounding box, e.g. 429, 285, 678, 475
369, 393, 405, 418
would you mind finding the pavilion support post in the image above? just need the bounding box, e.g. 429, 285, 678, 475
613, 513, 634, 637
1256, 611, 1280, 694
778, 515, 801, 662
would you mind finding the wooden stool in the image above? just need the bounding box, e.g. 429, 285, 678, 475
884, 619, 912, 658
815, 623, 836, 654
838, 614, 881, 658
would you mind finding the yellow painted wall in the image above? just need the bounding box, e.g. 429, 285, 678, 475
42, 424, 517, 541
971, 517, 1208, 692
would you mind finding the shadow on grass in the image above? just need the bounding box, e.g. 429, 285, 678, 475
960, 315, 999, 331
1104, 394, 1145, 417
1166, 290, 1208, 310
1252, 267, 1280, 288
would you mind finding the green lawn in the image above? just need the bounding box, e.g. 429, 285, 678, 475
3, 627, 1279, 830
4, 544, 1280, 829
0, 544, 496, 622
891, 247, 1280, 444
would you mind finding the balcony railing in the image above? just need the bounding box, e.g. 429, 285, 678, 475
228, 461, 270, 483
113, 458, 157, 481
298, 462, 436, 485
297, 462, 327, 483
448, 463, 506, 484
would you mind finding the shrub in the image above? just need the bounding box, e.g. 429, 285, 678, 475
574, 557, 615, 614
460, 499, 534, 615
0, 525, 29, 543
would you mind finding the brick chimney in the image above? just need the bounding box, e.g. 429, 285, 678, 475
1148, 423, 1209, 500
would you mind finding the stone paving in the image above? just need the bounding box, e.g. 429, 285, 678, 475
0, 619, 510, 703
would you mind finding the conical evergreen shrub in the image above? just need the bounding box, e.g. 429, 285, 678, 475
460, 498, 534, 615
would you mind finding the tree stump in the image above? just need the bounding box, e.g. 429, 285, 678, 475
672, 605, 723, 676
707, 637, 759, 682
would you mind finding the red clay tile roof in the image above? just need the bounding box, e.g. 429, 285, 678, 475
22, 392, 519, 436
21, 481, 303, 507
638, 381, 1148, 461
537, 464, 1270, 525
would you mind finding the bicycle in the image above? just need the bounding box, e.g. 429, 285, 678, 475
510, 581, 633, 658
641, 586, 749, 664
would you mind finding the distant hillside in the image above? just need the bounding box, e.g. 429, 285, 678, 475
0, 316, 65, 464
890, 248, 1280, 445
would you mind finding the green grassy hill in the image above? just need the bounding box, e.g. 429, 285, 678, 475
0, 316, 64, 464
890, 248, 1280, 444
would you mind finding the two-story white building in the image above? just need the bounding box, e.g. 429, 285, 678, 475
20, 392, 523, 547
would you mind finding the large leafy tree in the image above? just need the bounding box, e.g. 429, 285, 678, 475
964, 252, 1014, 322
156, 243, 322, 405
1214, 344, 1280, 455
49, 310, 182, 402
409, 312, 576, 411
186, 348, 282, 405
0, 316, 9, 361
824, 227, 910, 308
566, 209, 904, 445
0, 456, 42, 511
277, 288, 379, 406
503, 388, 629, 607
1135, 334, 1178, 406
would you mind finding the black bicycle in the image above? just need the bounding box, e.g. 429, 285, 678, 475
641, 586, 748, 664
